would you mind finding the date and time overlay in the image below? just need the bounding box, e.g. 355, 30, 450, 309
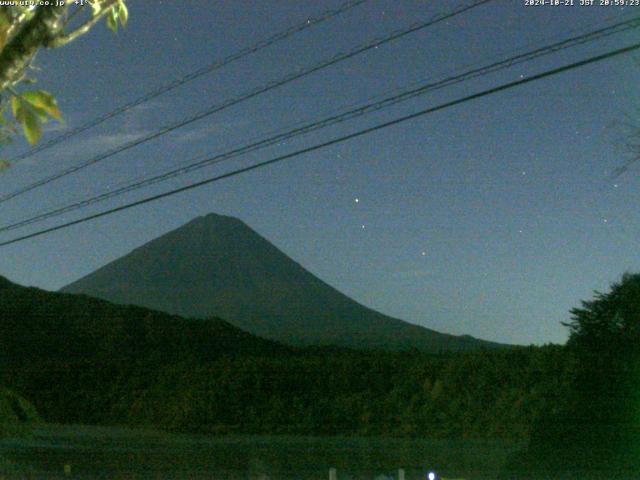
525, 0, 640, 6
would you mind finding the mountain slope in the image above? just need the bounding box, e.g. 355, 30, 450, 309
0, 274, 290, 423
1, 273, 287, 367
62, 213, 503, 351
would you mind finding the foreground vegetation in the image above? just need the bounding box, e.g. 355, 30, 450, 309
0, 388, 38, 438
505, 273, 640, 478
104, 345, 572, 438
2, 273, 639, 478
0, 388, 39, 475
0, 275, 571, 439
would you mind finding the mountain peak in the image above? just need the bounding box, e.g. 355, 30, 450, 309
62, 213, 505, 352
178, 213, 258, 241
197, 212, 244, 225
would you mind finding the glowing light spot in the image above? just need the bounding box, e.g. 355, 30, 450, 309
354, 198, 359, 203
428, 472, 436, 480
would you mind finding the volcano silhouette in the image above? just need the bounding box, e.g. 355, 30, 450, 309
62, 213, 503, 351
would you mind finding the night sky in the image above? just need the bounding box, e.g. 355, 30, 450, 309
0, 0, 639, 345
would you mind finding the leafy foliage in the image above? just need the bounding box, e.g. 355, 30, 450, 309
0, 1, 128, 155
105, 0, 128, 33
506, 273, 640, 479
0, 388, 39, 438
0, 275, 571, 440
9, 90, 62, 144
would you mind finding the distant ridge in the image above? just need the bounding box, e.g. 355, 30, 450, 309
62, 213, 505, 352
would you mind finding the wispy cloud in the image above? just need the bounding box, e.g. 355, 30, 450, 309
73, 131, 149, 152
175, 118, 252, 144
21, 130, 150, 166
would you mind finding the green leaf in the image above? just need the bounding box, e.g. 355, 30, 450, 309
107, 7, 118, 33
21, 90, 62, 121
118, 0, 128, 27
91, 1, 102, 15
10, 96, 24, 123
31, 106, 49, 123
0, 10, 10, 28
0, 10, 10, 51
21, 109, 41, 145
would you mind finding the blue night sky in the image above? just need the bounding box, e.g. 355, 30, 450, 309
0, 0, 639, 345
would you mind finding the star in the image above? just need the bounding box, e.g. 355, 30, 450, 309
361, 224, 366, 230
421, 251, 426, 256
354, 198, 359, 203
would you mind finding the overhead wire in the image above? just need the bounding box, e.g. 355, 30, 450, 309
8, 0, 371, 164
2, 13, 638, 233
1, 41, 638, 247
0, 0, 494, 205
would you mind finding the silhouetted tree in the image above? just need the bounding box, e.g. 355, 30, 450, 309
508, 273, 640, 479
563, 272, 640, 471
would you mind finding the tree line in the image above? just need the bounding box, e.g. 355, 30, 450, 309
2, 273, 639, 478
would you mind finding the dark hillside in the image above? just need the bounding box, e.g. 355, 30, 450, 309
0, 275, 290, 423
0, 275, 569, 438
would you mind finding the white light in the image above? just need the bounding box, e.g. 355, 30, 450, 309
428, 473, 435, 480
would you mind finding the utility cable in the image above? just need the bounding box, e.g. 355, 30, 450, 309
8, 0, 371, 164
2, 14, 638, 233
0, 0, 493, 204
1, 41, 637, 247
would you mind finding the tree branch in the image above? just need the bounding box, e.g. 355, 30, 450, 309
62, 3, 87, 29
49, 0, 119, 48
0, 6, 67, 93
1, 7, 35, 46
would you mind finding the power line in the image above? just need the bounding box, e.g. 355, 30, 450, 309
2, 41, 637, 247
3, 15, 639, 234
0, 0, 493, 205
8, 0, 370, 164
